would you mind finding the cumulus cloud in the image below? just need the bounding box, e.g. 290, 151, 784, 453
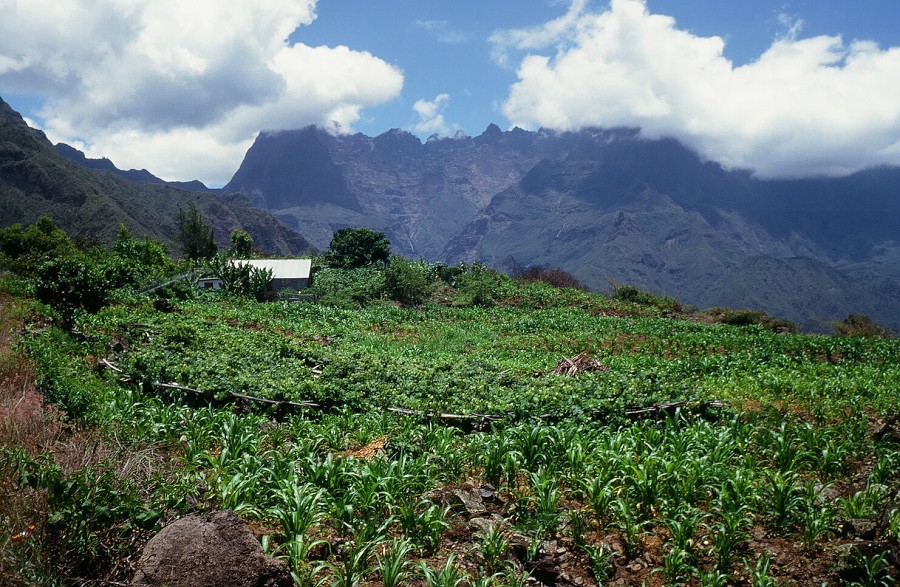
413, 93, 459, 137
0, 0, 403, 185
494, 0, 900, 178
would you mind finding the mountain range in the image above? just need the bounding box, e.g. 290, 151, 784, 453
225, 124, 900, 333
1, 94, 898, 333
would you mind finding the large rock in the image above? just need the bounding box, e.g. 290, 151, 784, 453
131, 510, 292, 587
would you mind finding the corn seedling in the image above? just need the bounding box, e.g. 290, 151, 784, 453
745, 553, 781, 587
477, 524, 511, 575
420, 554, 467, 587
848, 551, 895, 587
375, 538, 413, 587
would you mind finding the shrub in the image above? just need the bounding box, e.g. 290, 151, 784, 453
707, 308, 800, 334
33, 255, 113, 325
0, 216, 76, 275
513, 264, 588, 291
205, 255, 273, 301
833, 314, 893, 338
612, 284, 682, 313
384, 256, 433, 305
454, 264, 502, 307
309, 266, 385, 308
22, 327, 113, 420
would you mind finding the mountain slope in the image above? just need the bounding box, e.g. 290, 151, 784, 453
227, 124, 899, 332
0, 97, 314, 256
225, 124, 567, 259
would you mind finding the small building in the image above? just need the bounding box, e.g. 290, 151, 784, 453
197, 259, 312, 297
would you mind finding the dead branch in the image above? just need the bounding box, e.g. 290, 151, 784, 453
552, 352, 608, 376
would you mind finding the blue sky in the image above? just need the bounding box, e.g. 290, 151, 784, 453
2, 0, 900, 186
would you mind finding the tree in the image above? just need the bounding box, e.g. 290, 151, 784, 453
324, 228, 391, 269
229, 230, 253, 258
177, 202, 216, 262
0, 216, 76, 274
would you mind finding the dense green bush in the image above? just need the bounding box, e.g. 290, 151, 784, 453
0, 216, 77, 275
205, 255, 273, 301
324, 227, 391, 269
309, 266, 386, 308
384, 256, 433, 305
452, 264, 502, 307
613, 284, 682, 314
33, 255, 114, 324
22, 326, 114, 420
706, 307, 800, 334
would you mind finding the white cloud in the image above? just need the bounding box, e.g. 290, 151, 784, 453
414, 20, 472, 44
0, 0, 403, 186
495, 0, 900, 178
413, 93, 458, 137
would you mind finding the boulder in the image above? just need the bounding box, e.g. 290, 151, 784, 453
131, 510, 292, 587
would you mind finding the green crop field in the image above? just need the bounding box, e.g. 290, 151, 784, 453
1, 244, 899, 585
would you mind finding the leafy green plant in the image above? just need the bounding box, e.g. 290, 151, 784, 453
324, 227, 391, 269
707, 506, 751, 573
384, 255, 433, 305
375, 538, 413, 587
763, 471, 802, 531
839, 484, 887, 520
395, 499, 450, 554
420, 554, 467, 587
745, 553, 781, 587
848, 551, 895, 587
477, 524, 510, 575
318, 537, 376, 587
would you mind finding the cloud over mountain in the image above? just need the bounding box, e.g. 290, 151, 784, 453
0, 0, 403, 186
494, 0, 900, 178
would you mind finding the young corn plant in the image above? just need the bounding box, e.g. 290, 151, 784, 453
664, 508, 705, 564
799, 481, 834, 551
318, 537, 377, 587
706, 506, 752, 573
420, 554, 467, 587
654, 545, 695, 586
581, 469, 617, 527
394, 498, 450, 555
628, 456, 665, 520
848, 551, 895, 587
269, 477, 326, 538
580, 542, 615, 584
744, 553, 781, 587
699, 568, 730, 587
511, 424, 553, 470
839, 484, 888, 520
610, 495, 646, 557
213, 454, 268, 516
375, 537, 413, 587
528, 465, 561, 533
885, 509, 900, 542
871, 450, 899, 485
477, 524, 511, 575
763, 470, 802, 532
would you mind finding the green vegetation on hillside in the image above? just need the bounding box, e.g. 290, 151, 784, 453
1, 223, 899, 586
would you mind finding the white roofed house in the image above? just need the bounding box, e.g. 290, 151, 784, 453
197, 259, 312, 300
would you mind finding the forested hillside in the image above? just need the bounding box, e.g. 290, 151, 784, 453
0, 97, 314, 256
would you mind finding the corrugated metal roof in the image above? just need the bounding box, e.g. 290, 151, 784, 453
231, 259, 312, 279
